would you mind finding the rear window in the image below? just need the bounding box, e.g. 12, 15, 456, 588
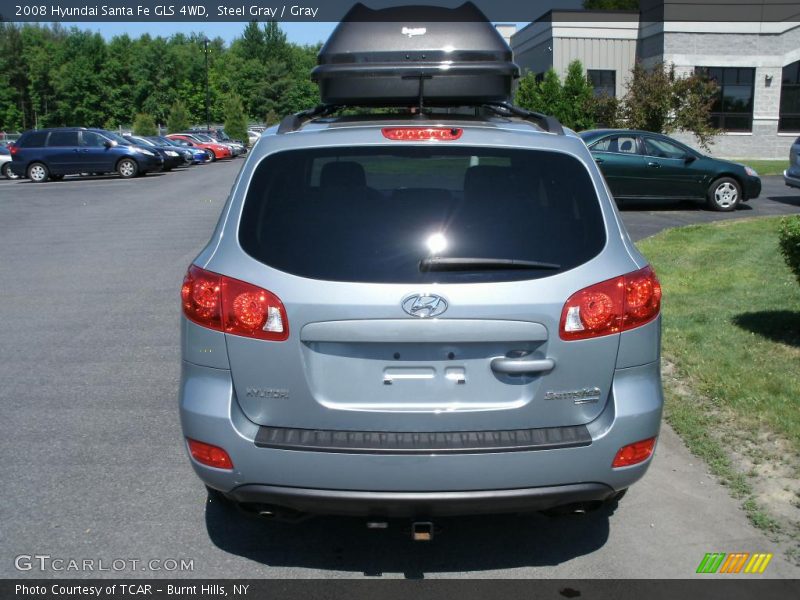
18, 131, 48, 148
238, 146, 605, 283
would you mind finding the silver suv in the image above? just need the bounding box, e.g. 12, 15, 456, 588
178, 8, 663, 524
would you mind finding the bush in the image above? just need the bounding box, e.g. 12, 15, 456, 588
778, 216, 800, 286
589, 93, 621, 128
623, 62, 719, 150
132, 113, 157, 136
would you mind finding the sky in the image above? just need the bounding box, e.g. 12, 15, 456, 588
59, 21, 533, 46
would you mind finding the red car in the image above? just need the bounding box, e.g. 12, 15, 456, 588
166, 134, 231, 161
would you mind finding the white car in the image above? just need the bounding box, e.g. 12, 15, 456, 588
247, 130, 262, 146
0, 146, 19, 179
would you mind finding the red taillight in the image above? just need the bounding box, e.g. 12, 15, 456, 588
382, 127, 463, 141
181, 265, 289, 341
9, 144, 18, 156
612, 437, 657, 468
187, 439, 234, 470
560, 266, 661, 340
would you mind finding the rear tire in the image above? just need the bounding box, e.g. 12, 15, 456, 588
707, 177, 741, 211
206, 150, 217, 163
117, 158, 139, 179
27, 162, 49, 183
2, 163, 19, 180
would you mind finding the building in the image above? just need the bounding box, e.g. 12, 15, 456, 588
510, 5, 800, 159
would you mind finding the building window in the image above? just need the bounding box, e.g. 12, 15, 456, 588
587, 70, 616, 97
697, 67, 755, 132
780, 60, 800, 132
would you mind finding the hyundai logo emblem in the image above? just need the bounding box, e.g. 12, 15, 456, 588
401, 294, 448, 318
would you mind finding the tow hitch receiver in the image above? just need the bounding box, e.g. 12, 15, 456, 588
412, 521, 434, 542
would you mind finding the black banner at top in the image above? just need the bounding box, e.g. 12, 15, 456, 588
0, 0, 799, 23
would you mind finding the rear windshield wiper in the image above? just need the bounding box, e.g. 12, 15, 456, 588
419, 257, 561, 272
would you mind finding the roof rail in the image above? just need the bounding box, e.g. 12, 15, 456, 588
277, 105, 338, 135
483, 102, 564, 135
276, 102, 565, 136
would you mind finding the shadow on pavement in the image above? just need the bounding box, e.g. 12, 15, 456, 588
205, 494, 614, 577
732, 310, 800, 348
15, 172, 171, 184
617, 199, 753, 212
766, 194, 800, 208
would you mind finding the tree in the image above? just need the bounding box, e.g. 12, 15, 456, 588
51, 29, 109, 126
515, 69, 563, 119
238, 21, 266, 62
623, 62, 719, 149
561, 60, 595, 131
132, 113, 157, 135
167, 100, 190, 133
583, 0, 639, 9
515, 64, 598, 131
264, 110, 280, 126
514, 72, 542, 113
223, 94, 248, 143
0, 21, 320, 132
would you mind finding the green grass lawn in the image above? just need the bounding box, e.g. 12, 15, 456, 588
639, 217, 800, 536
638, 217, 800, 451
731, 159, 790, 176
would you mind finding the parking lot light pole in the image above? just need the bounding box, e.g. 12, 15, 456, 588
203, 37, 210, 132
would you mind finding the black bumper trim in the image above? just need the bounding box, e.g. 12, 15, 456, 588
254, 424, 591, 454
228, 483, 616, 517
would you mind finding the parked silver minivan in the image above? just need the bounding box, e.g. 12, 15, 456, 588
179, 7, 663, 524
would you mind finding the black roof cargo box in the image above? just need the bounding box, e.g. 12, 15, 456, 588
312, 2, 519, 107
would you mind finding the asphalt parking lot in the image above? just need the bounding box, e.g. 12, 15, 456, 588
1, 163, 799, 579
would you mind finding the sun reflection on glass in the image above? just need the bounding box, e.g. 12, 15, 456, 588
426, 232, 447, 254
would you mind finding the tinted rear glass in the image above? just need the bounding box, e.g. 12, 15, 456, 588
19, 131, 48, 148
239, 146, 605, 283
47, 131, 79, 147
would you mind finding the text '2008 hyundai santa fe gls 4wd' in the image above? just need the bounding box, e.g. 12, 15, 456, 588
178, 4, 663, 531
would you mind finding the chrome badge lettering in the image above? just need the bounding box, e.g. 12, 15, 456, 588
544, 387, 602, 404
401, 26, 427, 38
246, 388, 290, 399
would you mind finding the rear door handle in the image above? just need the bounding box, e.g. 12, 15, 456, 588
490, 356, 555, 375
646, 161, 660, 168
594, 157, 604, 164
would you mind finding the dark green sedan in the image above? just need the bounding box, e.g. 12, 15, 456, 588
579, 129, 761, 211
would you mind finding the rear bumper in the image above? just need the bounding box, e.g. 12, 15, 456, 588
227, 482, 616, 518
785, 169, 800, 190
180, 357, 663, 516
